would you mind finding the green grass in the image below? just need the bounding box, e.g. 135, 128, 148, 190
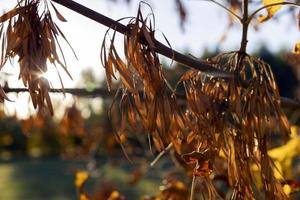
0, 158, 161, 200
0, 159, 84, 200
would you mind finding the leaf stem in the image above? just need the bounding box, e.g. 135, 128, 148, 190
150, 143, 173, 167
190, 174, 196, 200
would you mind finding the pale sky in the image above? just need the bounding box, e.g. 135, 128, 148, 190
0, 0, 299, 118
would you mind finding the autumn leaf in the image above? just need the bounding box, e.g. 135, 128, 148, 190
108, 191, 123, 200
259, 0, 284, 22
293, 42, 300, 54
75, 171, 89, 189
268, 126, 300, 179
79, 194, 89, 200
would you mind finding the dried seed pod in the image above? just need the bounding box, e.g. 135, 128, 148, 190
0, 0, 75, 114
169, 52, 290, 199
101, 3, 290, 199
101, 3, 177, 150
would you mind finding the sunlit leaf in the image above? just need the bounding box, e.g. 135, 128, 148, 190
79, 194, 89, 200
283, 184, 291, 195
75, 171, 89, 189
259, 0, 285, 22
293, 42, 300, 54
108, 191, 121, 200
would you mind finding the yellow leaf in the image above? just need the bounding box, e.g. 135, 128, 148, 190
283, 184, 292, 195
108, 191, 120, 200
259, 0, 284, 22
79, 194, 89, 200
268, 126, 300, 179
75, 171, 89, 188
290, 125, 298, 138
293, 42, 300, 54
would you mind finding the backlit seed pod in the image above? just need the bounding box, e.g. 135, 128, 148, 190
0, 0, 75, 115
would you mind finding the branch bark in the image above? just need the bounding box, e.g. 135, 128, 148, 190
3, 87, 116, 98
50, 0, 233, 78
239, 0, 249, 54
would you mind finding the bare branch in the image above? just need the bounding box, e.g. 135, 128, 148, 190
3, 87, 300, 109
3, 87, 115, 98
239, 0, 249, 53
50, 0, 233, 78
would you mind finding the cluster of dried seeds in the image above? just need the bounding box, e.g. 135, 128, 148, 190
101, 5, 178, 152
0, 0, 74, 114
0, 0, 293, 199
101, 5, 291, 198
178, 52, 290, 199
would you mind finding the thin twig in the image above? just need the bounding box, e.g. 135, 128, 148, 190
3, 87, 300, 109
150, 143, 173, 167
3, 87, 117, 98
203, 0, 242, 22
190, 174, 196, 200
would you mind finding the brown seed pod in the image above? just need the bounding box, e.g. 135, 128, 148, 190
101, 3, 178, 151
0, 0, 75, 115
101, 3, 290, 199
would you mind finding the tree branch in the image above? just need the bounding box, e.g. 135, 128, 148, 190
3, 87, 300, 109
239, 0, 249, 53
3, 87, 116, 98
50, 0, 233, 78
3, 0, 293, 110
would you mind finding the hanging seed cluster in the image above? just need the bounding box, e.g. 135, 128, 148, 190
0, 0, 73, 115
101, 5, 291, 199
178, 53, 290, 199
101, 6, 179, 152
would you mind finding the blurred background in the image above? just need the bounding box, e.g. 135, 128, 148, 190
0, 0, 300, 199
